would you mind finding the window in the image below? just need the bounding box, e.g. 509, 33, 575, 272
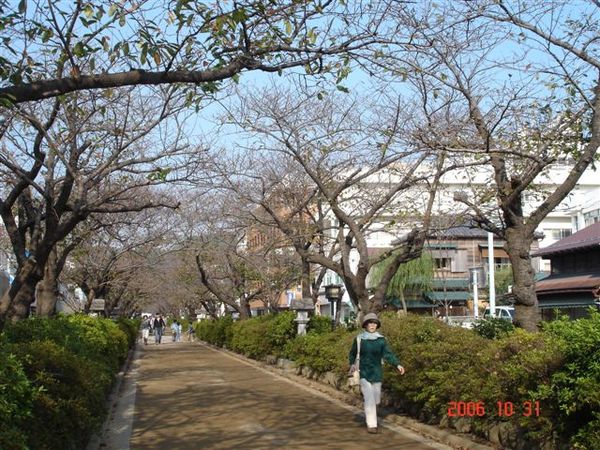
584, 209, 600, 227
494, 257, 510, 269
547, 229, 572, 240
434, 257, 451, 270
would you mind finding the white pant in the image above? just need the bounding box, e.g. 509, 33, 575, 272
360, 379, 382, 428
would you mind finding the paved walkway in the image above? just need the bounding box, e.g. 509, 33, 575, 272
108, 341, 459, 450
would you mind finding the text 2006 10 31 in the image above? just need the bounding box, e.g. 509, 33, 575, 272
447, 401, 541, 417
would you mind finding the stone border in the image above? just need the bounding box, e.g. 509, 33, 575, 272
203, 343, 497, 450
86, 344, 139, 450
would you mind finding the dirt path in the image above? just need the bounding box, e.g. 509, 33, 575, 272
128, 341, 453, 450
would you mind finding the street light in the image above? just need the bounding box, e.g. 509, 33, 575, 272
324, 284, 344, 329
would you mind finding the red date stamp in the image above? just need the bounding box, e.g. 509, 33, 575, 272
447, 401, 541, 417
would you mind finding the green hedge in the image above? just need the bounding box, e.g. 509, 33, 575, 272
197, 311, 600, 449
284, 327, 353, 375
0, 315, 132, 449
199, 312, 297, 359
540, 312, 600, 449
196, 315, 234, 347
0, 348, 34, 450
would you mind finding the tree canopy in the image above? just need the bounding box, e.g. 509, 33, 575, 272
0, 0, 383, 104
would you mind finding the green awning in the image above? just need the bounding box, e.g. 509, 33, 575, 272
386, 298, 434, 309
406, 299, 436, 308
424, 291, 470, 302
432, 279, 470, 289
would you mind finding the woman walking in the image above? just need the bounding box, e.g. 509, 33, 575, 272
348, 313, 405, 434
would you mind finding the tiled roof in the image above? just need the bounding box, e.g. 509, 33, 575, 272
533, 222, 600, 257
429, 225, 488, 238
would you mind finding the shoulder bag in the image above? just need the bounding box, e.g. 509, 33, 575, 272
348, 337, 361, 386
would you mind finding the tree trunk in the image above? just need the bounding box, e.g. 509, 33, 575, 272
399, 290, 408, 315
84, 288, 97, 313
504, 228, 541, 332
301, 258, 312, 302
36, 249, 60, 317
238, 302, 251, 320
0, 258, 43, 329
36, 277, 59, 317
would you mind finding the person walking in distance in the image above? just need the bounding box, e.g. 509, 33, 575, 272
153, 314, 166, 344
175, 320, 182, 342
187, 323, 195, 342
141, 315, 151, 345
348, 313, 405, 434
170, 320, 178, 342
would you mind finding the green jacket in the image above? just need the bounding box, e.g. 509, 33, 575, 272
348, 335, 401, 383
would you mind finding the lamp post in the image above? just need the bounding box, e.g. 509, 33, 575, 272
324, 284, 344, 330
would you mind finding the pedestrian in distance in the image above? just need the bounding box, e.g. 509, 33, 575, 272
153, 314, 166, 344
141, 315, 151, 345
175, 320, 182, 342
171, 320, 178, 342
348, 313, 405, 434
187, 323, 195, 342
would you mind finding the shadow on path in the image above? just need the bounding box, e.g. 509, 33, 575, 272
128, 342, 449, 450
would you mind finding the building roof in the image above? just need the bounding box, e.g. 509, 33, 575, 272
535, 271, 600, 295
533, 222, 600, 257
429, 225, 489, 239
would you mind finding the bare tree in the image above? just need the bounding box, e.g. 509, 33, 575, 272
217, 86, 460, 315
62, 204, 178, 316
192, 190, 302, 319
0, 86, 204, 327
371, 0, 599, 330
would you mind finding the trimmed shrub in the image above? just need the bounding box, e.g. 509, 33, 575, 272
383, 314, 491, 422
196, 315, 234, 347
307, 315, 333, 335
284, 327, 353, 375
265, 311, 296, 356
114, 317, 140, 348
1, 316, 131, 449
228, 312, 296, 358
3, 315, 129, 373
540, 312, 600, 449
0, 348, 33, 450
472, 317, 515, 339
9, 340, 111, 450
230, 316, 272, 358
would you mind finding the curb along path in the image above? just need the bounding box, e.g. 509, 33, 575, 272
109, 341, 490, 449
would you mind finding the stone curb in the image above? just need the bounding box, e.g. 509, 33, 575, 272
201, 342, 497, 450
86, 343, 139, 450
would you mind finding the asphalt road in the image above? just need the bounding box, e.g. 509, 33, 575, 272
119, 341, 453, 450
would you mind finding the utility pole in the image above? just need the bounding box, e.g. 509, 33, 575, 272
487, 232, 496, 318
